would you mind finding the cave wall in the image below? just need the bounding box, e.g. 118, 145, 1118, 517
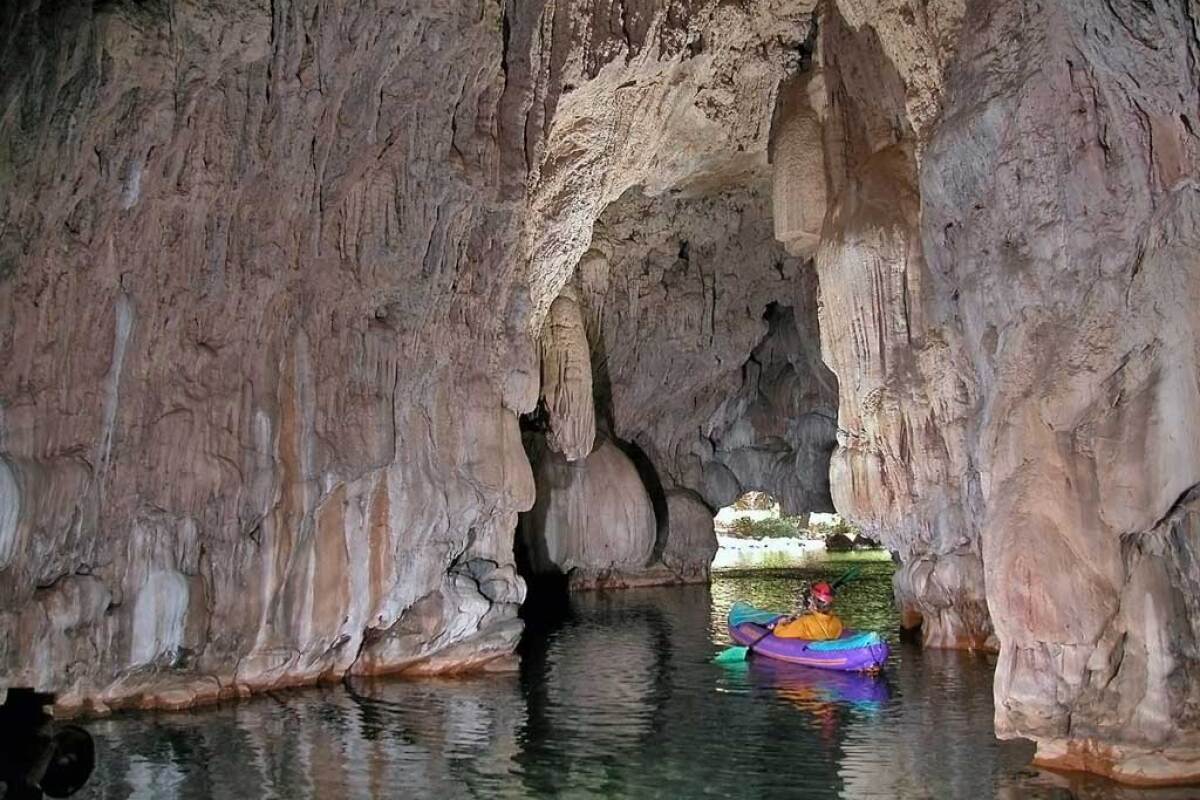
519, 182, 839, 588
0, 0, 828, 709
509, 0, 817, 325
511, 2, 836, 590
0, 0, 541, 710
786, 0, 988, 652
805, 0, 1200, 783
581, 184, 837, 515
1, 0, 1197, 784
927, 0, 1200, 782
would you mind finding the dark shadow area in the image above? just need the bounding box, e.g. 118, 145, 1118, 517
0, 690, 95, 799
515, 405, 572, 629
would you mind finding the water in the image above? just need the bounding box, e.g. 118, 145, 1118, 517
74, 554, 1186, 799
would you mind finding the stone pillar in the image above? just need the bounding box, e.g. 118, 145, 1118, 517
539, 292, 596, 461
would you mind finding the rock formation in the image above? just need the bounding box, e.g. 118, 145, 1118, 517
517, 437, 658, 588
2, 0, 1198, 785
518, 181, 838, 588
0, 0, 538, 710
512, 2, 838, 591
539, 293, 595, 461
0, 0, 832, 710
928, 1, 1200, 783
580, 184, 838, 517
508, 0, 816, 328
804, 0, 1200, 784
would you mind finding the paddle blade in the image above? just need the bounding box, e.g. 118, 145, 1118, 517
713, 646, 750, 664
832, 565, 862, 589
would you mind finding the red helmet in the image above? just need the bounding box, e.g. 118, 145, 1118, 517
810, 582, 834, 605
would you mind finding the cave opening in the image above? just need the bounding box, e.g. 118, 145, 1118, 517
710, 491, 886, 573
512, 163, 841, 627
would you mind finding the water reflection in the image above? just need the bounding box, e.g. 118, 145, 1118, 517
741, 658, 892, 713
74, 560, 1189, 799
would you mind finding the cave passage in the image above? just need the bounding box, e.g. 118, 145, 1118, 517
4, 0, 1195, 788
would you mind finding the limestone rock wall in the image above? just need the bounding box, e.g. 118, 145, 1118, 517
923, 0, 1200, 782
550, 182, 839, 585
510, 0, 836, 590
0, 0, 537, 710
814, 142, 986, 649
507, 0, 818, 327
795, 1, 989, 651
0, 0, 826, 708
3, 0, 1198, 784
805, 0, 1200, 783
661, 490, 719, 584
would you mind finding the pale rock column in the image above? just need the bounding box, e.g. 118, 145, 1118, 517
539, 292, 596, 461
772, 71, 828, 260
518, 437, 656, 587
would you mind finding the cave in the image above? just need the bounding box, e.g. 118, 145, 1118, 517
2, 0, 1199, 792
512, 181, 839, 599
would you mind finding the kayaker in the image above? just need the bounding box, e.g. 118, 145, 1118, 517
770, 581, 843, 640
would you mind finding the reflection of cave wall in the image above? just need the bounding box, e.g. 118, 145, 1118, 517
518, 180, 839, 588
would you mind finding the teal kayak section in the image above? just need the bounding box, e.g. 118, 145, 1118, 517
728, 601, 784, 627
807, 631, 883, 651
728, 602, 883, 651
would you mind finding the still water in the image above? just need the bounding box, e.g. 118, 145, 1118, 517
76, 554, 1178, 799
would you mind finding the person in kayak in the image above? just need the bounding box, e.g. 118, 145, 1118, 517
770, 581, 843, 640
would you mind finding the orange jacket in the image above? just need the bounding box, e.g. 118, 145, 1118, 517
773, 611, 843, 641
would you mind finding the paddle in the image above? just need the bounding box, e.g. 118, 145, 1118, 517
713, 627, 773, 664
712, 565, 863, 664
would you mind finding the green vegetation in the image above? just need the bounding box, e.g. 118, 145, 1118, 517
727, 514, 813, 539
723, 513, 863, 541
730, 491, 776, 511
807, 517, 860, 538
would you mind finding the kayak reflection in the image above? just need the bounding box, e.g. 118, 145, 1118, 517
745, 657, 891, 714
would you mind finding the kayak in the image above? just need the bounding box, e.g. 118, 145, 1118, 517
727, 601, 889, 672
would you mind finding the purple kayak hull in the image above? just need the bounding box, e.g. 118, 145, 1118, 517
728, 620, 890, 672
